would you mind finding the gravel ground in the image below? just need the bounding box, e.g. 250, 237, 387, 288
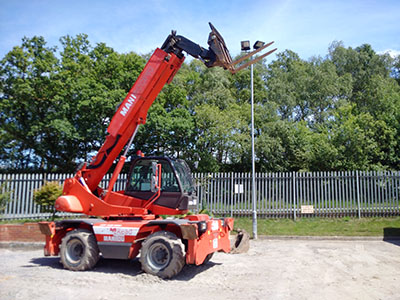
1, 238, 399, 300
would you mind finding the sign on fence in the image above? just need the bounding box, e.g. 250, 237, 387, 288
234, 184, 244, 194
301, 205, 315, 214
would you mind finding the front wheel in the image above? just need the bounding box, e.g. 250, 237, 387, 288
60, 229, 100, 271
139, 231, 185, 278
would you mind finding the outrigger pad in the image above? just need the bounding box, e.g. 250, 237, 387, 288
230, 228, 250, 254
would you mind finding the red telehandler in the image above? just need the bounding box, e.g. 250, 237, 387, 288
39, 23, 276, 278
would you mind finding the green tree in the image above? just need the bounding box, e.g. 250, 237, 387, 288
326, 104, 392, 170
328, 42, 400, 169
0, 36, 59, 170
193, 103, 249, 172
393, 55, 400, 85
266, 50, 351, 124
134, 82, 195, 159
328, 42, 393, 113
0, 181, 12, 214
2, 35, 400, 173
0, 35, 145, 171
33, 181, 63, 220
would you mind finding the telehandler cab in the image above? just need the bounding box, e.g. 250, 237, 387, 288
39, 23, 276, 278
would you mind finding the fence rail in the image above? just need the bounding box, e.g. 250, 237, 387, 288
1, 171, 399, 220
195, 171, 400, 219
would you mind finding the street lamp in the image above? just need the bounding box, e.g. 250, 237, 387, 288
241, 40, 265, 240
253, 41, 265, 50
241, 40, 250, 51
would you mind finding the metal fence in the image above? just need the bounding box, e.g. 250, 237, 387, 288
1, 171, 399, 220
194, 171, 400, 219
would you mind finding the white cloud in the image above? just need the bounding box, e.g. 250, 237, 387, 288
378, 49, 400, 58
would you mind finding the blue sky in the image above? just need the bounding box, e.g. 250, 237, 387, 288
0, 0, 399, 60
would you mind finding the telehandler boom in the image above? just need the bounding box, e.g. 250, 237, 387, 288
39, 23, 276, 278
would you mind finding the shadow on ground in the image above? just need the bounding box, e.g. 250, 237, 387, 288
25, 256, 62, 269
174, 262, 220, 281
29, 256, 143, 276
27, 255, 219, 280
383, 227, 400, 247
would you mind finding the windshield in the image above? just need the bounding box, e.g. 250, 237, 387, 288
127, 159, 180, 192
172, 159, 195, 194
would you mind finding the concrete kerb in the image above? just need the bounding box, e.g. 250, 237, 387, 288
0, 241, 44, 250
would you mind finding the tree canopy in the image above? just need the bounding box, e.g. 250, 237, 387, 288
1, 35, 399, 172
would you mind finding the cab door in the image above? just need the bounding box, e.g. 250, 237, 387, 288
125, 157, 187, 210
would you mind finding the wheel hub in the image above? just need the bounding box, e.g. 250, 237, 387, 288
66, 239, 84, 264
148, 243, 170, 270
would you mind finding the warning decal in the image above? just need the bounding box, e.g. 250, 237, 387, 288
93, 226, 139, 236
93, 225, 139, 243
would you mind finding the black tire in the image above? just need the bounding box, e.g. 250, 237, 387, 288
139, 231, 185, 279
60, 229, 100, 271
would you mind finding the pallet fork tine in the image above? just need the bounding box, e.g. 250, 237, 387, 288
231, 47, 277, 74
231, 41, 275, 67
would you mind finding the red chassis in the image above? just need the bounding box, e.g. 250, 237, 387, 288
40, 215, 233, 267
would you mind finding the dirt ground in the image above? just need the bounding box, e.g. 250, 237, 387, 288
1, 238, 399, 300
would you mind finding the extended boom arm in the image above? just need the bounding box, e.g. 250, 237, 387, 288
80, 23, 232, 191
77, 23, 276, 194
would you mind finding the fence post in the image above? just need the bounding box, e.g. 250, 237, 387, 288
293, 172, 296, 221
356, 170, 361, 219
230, 172, 233, 218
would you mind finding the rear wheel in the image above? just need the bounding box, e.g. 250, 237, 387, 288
140, 231, 185, 278
60, 229, 100, 271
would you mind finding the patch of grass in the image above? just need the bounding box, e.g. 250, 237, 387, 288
233, 217, 400, 237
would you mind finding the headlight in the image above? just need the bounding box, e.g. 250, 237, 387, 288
197, 221, 207, 235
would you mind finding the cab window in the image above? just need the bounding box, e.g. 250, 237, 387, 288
128, 159, 180, 192
172, 160, 195, 193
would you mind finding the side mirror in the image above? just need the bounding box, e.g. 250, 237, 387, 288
151, 162, 161, 193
